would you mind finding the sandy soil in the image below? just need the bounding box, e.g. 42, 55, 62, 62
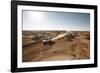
22, 31, 90, 62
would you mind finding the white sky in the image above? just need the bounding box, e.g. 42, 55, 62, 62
22, 10, 90, 31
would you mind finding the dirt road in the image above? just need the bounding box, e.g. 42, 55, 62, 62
22, 36, 90, 62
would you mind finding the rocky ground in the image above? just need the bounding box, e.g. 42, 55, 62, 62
22, 31, 90, 62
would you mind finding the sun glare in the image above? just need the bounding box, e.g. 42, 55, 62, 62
32, 12, 44, 20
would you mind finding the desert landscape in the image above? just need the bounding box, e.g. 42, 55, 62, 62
22, 31, 90, 62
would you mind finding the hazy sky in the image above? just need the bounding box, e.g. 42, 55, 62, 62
22, 10, 90, 31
